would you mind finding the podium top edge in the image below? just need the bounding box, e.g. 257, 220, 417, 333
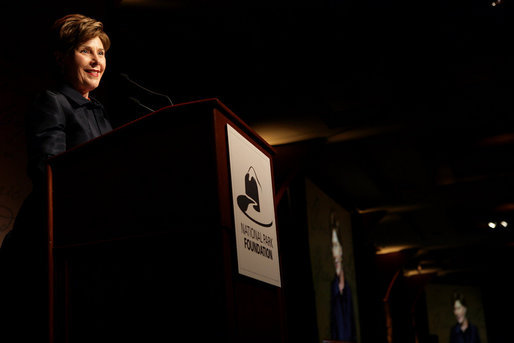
48, 98, 276, 164
137, 98, 275, 154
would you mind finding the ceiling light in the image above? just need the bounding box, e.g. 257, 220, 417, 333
488, 222, 497, 229
251, 118, 334, 145
403, 268, 440, 277
500, 221, 508, 227
375, 245, 417, 255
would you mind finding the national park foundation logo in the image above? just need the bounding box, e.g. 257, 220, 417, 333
227, 123, 281, 287
237, 166, 273, 228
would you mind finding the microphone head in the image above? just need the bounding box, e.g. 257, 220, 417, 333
128, 96, 140, 104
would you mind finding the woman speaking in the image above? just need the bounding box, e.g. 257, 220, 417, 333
28, 13, 112, 183
0, 13, 112, 342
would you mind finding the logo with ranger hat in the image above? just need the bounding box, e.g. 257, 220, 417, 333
237, 166, 273, 228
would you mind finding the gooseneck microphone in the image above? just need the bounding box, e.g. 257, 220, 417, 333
128, 97, 155, 113
120, 73, 174, 106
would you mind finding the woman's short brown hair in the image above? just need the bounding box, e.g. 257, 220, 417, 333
52, 14, 111, 55
453, 292, 468, 308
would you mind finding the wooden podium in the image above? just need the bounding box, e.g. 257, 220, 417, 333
46, 99, 286, 343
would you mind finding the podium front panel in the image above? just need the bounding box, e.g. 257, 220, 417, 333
47, 99, 285, 343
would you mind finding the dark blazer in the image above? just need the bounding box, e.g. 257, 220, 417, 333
450, 321, 481, 343
26, 83, 112, 183
1, 82, 113, 342
1, 83, 113, 342
330, 276, 356, 342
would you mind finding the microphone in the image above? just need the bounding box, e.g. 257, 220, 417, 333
120, 73, 174, 106
128, 97, 155, 113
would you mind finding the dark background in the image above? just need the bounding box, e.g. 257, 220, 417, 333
1, 0, 514, 342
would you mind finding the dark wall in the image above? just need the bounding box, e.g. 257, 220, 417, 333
2, 1, 514, 342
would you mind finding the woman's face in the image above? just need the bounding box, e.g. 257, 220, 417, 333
332, 229, 343, 275
62, 36, 106, 98
453, 300, 467, 324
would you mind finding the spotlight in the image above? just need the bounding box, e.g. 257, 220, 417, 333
488, 222, 497, 229
500, 221, 508, 228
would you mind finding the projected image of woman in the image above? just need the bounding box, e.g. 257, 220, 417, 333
450, 292, 481, 343
330, 212, 356, 342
